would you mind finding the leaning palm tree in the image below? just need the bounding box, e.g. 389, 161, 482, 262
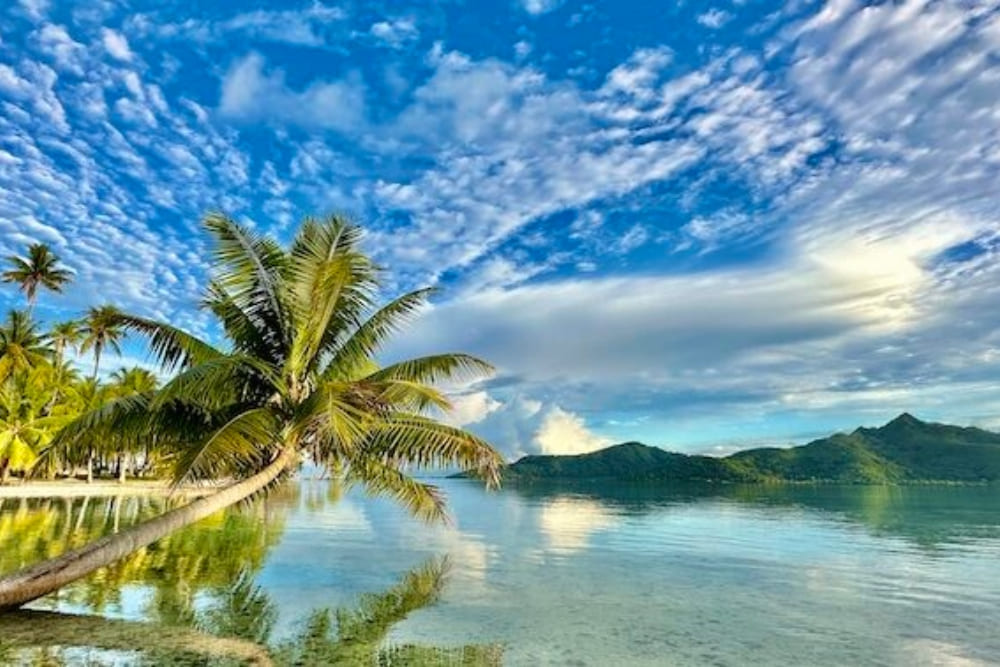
0, 213, 503, 610
79, 305, 125, 380
1, 243, 72, 313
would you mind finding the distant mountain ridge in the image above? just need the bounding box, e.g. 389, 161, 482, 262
497, 414, 1000, 484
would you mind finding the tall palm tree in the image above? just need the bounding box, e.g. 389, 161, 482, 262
1, 243, 72, 313
0, 310, 52, 383
79, 305, 125, 381
0, 213, 503, 610
47, 320, 82, 369
110, 366, 158, 395
108, 367, 159, 482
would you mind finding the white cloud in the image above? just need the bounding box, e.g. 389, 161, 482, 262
443, 390, 502, 427
17, 0, 49, 21
520, 0, 563, 15
127, 4, 347, 48
101, 28, 133, 61
369, 18, 419, 48
219, 53, 366, 132
34, 24, 87, 75
697, 9, 733, 29
535, 406, 611, 455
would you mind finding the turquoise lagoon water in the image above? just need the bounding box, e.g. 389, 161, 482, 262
1, 480, 1000, 665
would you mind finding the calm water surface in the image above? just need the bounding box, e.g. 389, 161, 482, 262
1, 481, 1000, 665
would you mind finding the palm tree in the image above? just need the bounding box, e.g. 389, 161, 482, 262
47, 320, 82, 369
79, 305, 125, 381
0, 310, 52, 383
1, 243, 72, 313
0, 213, 503, 610
108, 367, 159, 482
0, 368, 70, 484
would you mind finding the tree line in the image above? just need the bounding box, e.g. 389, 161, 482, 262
0, 243, 155, 483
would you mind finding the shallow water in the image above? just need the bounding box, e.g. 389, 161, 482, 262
2, 481, 1000, 665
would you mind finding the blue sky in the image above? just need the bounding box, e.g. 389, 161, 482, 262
1, 0, 999, 460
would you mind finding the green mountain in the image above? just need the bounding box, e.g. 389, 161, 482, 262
499, 414, 1000, 484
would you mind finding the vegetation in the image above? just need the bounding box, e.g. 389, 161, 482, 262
1, 242, 72, 313
0, 214, 503, 610
498, 414, 1000, 484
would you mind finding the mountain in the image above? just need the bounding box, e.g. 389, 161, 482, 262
497, 414, 1000, 484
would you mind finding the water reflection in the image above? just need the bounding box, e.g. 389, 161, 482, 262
0, 557, 502, 665
3, 481, 1000, 664
0, 490, 289, 619
510, 482, 1000, 548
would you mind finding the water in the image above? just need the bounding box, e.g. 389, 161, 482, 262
2, 481, 1000, 665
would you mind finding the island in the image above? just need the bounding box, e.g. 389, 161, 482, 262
492, 414, 1000, 484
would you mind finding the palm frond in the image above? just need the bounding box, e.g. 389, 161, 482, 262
201, 280, 275, 361
173, 407, 279, 483
287, 217, 376, 379
151, 355, 281, 412
364, 353, 494, 385
364, 415, 503, 488
115, 314, 222, 372
344, 457, 448, 522
204, 213, 290, 352
322, 288, 435, 381
372, 380, 452, 413
44, 392, 153, 456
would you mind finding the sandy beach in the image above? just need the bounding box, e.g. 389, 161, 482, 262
0, 480, 224, 499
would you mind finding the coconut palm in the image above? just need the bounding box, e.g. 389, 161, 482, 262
79, 305, 125, 381
108, 367, 159, 482
0, 310, 52, 384
0, 369, 70, 484
47, 320, 82, 369
0, 213, 503, 610
1, 243, 72, 313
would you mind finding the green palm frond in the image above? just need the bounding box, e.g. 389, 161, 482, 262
364, 353, 494, 385
201, 280, 275, 361
173, 407, 279, 483
294, 381, 374, 450
373, 379, 452, 413
204, 213, 290, 352
151, 355, 281, 412
345, 457, 448, 522
364, 415, 503, 488
114, 314, 222, 371
287, 217, 376, 379
42, 392, 154, 466
323, 288, 435, 381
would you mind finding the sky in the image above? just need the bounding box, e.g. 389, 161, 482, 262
1, 0, 999, 461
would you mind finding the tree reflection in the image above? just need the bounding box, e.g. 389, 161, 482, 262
0, 558, 502, 666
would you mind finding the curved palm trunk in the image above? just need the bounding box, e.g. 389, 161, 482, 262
0, 447, 297, 611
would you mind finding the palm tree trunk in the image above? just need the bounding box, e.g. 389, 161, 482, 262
0, 446, 297, 610
92, 345, 102, 381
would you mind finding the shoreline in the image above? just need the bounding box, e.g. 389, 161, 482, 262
0, 480, 225, 499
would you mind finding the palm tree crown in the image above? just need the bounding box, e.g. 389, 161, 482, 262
0, 310, 52, 383
63, 213, 503, 519
2, 243, 72, 311
48, 320, 83, 368
79, 305, 125, 380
